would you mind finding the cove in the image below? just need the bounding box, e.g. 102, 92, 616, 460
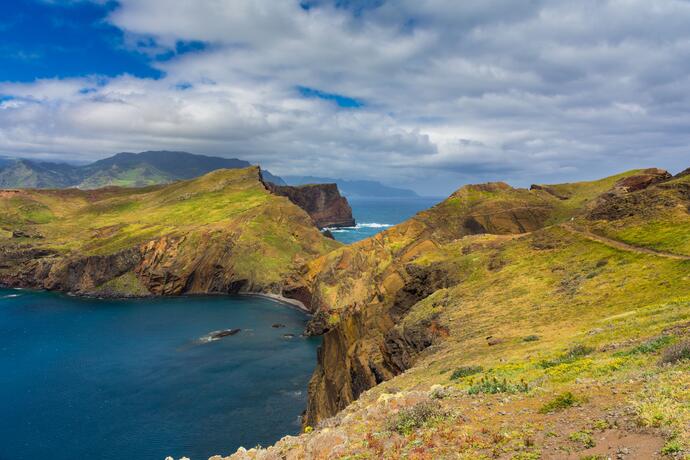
0, 289, 321, 460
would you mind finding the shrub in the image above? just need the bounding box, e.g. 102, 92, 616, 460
449, 365, 483, 380
539, 392, 580, 413
429, 385, 452, 400
540, 344, 594, 369
467, 376, 529, 395
523, 335, 540, 342
592, 419, 611, 431
661, 440, 682, 455
659, 340, 690, 365
386, 400, 445, 435
569, 430, 595, 448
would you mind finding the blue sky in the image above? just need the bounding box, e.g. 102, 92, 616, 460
0, 1, 157, 81
1, 0, 689, 195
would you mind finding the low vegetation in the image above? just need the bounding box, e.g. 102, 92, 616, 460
448, 365, 483, 380
539, 391, 582, 413
539, 344, 594, 369
467, 376, 529, 395
660, 340, 690, 365
385, 400, 447, 435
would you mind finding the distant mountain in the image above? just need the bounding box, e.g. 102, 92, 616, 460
0, 159, 83, 188
0, 151, 286, 189
284, 176, 419, 198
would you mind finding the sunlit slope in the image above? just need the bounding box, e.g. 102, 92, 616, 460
228, 167, 690, 459
0, 167, 340, 296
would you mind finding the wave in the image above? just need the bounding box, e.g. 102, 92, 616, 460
358, 222, 392, 228
325, 222, 393, 232
1, 294, 20, 299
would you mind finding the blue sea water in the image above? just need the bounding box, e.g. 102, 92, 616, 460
328, 196, 442, 244
0, 196, 441, 460
0, 290, 320, 460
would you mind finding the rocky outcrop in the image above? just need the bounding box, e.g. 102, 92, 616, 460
303, 259, 459, 426
612, 168, 671, 193
0, 247, 141, 293
586, 169, 680, 221
265, 182, 355, 229
530, 183, 572, 200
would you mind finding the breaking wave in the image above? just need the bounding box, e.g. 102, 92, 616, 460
325, 222, 392, 232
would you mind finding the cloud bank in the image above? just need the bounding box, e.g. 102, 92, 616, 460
1, 0, 690, 194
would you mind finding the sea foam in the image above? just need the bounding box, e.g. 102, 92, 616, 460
325, 222, 392, 232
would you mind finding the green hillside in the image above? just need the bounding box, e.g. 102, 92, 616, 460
217, 168, 690, 460
0, 166, 338, 297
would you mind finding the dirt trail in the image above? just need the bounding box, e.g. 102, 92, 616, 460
561, 223, 690, 261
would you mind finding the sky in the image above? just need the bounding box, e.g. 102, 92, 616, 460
0, 0, 689, 195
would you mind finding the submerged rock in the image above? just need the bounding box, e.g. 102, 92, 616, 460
272, 323, 286, 328
199, 328, 241, 342
212, 329, 241, 339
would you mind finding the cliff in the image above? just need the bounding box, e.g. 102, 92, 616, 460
265, 182, 355, 229
215, 167, 690, 459
0, 167, 340, 298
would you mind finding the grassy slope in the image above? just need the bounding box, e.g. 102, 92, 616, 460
225, 169, 690, 459
313, 230, 690, 459
586, 173, 690, 256
0, 167, 340, 294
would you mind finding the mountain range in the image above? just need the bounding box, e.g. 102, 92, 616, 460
284, 175, 419, 198
0, 151, 286, 189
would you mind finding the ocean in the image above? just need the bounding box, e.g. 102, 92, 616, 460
0, 291, 320, 460
328, 196, 442, 244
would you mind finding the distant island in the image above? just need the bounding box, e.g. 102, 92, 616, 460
284, 176, 419, 198
0, 151, 286, 189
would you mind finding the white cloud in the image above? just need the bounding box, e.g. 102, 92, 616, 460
1, 0, 690, 194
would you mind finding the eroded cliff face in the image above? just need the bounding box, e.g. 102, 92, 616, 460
0, 167, 340, 299
299, 169, 690, 426
265, 182, 355, 229
298, 181, 560, 424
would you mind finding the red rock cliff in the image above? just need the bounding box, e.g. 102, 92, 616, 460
265, 182, 355, 229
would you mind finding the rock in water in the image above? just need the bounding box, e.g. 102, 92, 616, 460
199, 328, 242, 342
